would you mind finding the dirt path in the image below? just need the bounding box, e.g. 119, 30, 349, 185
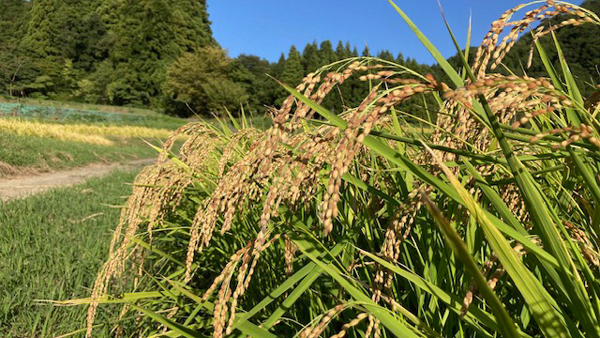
0, 158, 156, 202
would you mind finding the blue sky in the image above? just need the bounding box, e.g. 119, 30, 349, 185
207, 0, 583, 64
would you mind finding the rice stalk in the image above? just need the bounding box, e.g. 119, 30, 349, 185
77, 1, 600, 337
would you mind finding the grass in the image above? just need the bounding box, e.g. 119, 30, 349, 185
0, 96, 188, 130
0, 96, 159, 116
0, 110, 187, 175
0, 170, 139, 337
0, 118, 184, 146
0, 132, 166, 176
74, 1, 600, 337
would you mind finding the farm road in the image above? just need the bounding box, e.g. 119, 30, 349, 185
0, 158, 155, 202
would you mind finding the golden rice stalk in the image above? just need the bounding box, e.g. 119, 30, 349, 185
0, 118, 184, 146
84, 8, 599, 332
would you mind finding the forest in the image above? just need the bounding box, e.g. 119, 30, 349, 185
1, 0, 597, 117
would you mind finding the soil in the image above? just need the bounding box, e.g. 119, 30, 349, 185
0, 158, 155, 202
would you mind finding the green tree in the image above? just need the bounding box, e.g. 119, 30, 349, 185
362, 45, 371, 57
281, 45, 304, 87
99, 0, 179, 106
378, 50, 395, 61
0, 0, 32, 96
91, 0, 216, 107
171, 0, 216, 52
276, 45, 304, 105
21, 0, 64, 97
335, 41, 350, 60
19, 0, 107, 98
229, 54, 274, 112
302, 42, 321, 74
319, 40, 336, 65
164, 47, 248, 116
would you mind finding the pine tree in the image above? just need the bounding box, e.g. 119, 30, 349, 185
335, 41, 350, 60
378, 50, 395, 61
281, 45, 304, 87
362, 46, 371, 57
345, 42, 353, 57
396, 52, 405, 64
24, 0, 61, 58
97, 0, 215, 107
99, 0, 178, 105
171, 0, 216, 52
318, 40, 336, 65
275, 45, 304, 105
22, 0, 91, 97
302, 42, 321, 74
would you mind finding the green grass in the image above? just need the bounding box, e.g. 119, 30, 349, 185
0, 133, 164, 175
0, 170, 138, 337
0, 96, 159, 116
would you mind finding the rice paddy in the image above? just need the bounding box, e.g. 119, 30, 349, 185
0, 118, 183, 146
67, 1, 600, 337
3, 1, 600, 337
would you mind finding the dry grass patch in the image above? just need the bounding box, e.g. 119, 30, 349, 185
0, 119, 184, 146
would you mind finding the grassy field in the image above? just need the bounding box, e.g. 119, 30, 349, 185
0, 118, 183, 145
0, 132, 163, 176
0, 170, 138, 337
0, 96, 159, 116
0, 105, 187, 176
0, 100, 184, 336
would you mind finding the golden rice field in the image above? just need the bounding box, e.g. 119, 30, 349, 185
0, 118, 183, 146
68, 1, 600, 337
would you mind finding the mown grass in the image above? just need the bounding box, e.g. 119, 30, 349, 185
0, 170, 138, 337
0, 111, 187, 175
0, 132, 164, 176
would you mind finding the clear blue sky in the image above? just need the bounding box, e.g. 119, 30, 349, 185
207, 0, 583, 64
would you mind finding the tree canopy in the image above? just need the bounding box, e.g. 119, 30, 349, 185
1, 0, 597, 117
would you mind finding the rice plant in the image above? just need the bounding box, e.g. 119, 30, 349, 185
65, 1, 600, 337
0, 118, 184, 146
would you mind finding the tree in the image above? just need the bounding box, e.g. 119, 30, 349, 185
335, 41, 351, 60
99, 0, 180, 106
171, 0, 216, 53
229, 54, 275, 111
164, 47, 248, 116
16, 0, 108, 98
281, 45, 304, 88
362, 45, 371, 57
302, 42, 321, 74
378, 50, 395, 62
99, 0, 218, 107
319, 40, 336, 65
0, 0, 32, 96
